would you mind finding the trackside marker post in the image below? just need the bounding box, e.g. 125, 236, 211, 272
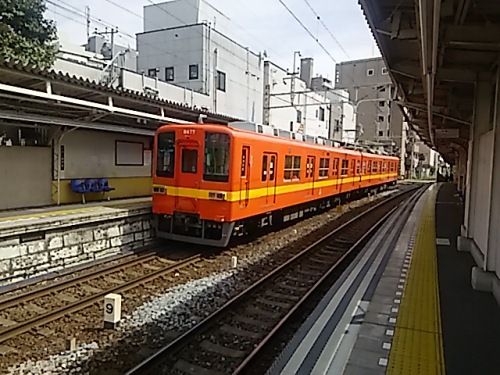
104, 293, 122, 329
231, 256, 238, 268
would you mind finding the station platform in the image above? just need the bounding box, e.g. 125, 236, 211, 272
267, 183, 500, 375
0, 197, 151, 236
0, 197, 154, 285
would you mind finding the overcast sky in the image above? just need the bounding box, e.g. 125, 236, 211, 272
46, 0, 380, 79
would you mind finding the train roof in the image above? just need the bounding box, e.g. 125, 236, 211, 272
157, 123, 399, 160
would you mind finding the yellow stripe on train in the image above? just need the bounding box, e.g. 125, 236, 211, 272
153, 173, 398, 202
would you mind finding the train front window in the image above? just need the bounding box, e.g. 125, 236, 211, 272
156, 131, 175, 178
182, 149, 198, 173
204, 132, 230, 182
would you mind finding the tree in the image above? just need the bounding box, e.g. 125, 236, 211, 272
0, 0, 57, 69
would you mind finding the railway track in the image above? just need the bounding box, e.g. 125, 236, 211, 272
126, 185, 424, 375
0, 251, 202, 344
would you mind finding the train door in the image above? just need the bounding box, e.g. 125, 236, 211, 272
239, 146, 250, 207
261, 152, 277, 205
356, 158, 362, 188
333, 157, 340, 193
306, 155, 316, 195
174, 140, 200, 213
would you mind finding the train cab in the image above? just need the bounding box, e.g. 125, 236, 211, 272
153, 124, 236, 246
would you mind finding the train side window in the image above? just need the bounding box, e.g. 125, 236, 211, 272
332, 158, 339, 176
373, 161, 378, 173
340, 159, 349, 176
156, 131, 175, 178
362, 161, 367, 174
262, 154, 268, 181
181, 149, 197, 173
319, 158, 329, 178
284, 155, 301, 180
270, 155, 276, 181
356, 160, 361, 175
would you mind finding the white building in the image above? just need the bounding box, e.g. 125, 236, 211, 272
143, 0, 233, 37
263, 60, 331, 139
137, 0, 263, 122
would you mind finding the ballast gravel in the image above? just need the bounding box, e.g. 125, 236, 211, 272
5, 188, 400, 375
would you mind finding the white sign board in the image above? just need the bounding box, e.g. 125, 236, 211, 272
435, 128, 459, 138
104, 293, 122, 328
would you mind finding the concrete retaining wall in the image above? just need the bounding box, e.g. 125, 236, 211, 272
0, 205, 155, 285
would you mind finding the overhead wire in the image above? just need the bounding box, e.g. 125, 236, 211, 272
301, 0, 351, 59
276, 0, 385, 123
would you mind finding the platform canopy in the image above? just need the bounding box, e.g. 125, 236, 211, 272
0, 58, 239, 137
358, 0, 500, 164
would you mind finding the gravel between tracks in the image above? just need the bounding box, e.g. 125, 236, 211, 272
5, 189, 400, 375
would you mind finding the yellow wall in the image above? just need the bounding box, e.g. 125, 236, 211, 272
52, 177, 152, 204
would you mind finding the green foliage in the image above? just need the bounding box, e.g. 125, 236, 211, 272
0, 0, 57, 69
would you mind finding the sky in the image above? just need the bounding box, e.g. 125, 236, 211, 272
45, 0, 381, 79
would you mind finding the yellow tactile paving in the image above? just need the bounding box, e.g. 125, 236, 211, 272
387, 186, 445, 375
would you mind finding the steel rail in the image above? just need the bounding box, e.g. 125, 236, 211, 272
233, 186, 425, 374
125, 185, 423, 375
0, 254, 201, 344
0, 252, 159, 311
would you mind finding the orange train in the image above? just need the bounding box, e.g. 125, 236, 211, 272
152, 123, 399, 246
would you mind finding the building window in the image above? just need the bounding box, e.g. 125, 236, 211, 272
378, 115, 385, 122
148, 68, 157, 78
379, 100, 385, 107
297, 110, 302, 124
289, 121, 294, 132
382, 67, 388, 75
165, 67, 174, 81
367, 68, 374, 76
335, 69, 340, 83
319, 107, 325, 121
378, 131, 384, 137
217, 71, 226, 92
189, 64, 199, 80
378, 85, 386, 92
334, 119, 341, 132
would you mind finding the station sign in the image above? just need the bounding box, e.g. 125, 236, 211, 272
435, 128, 459, 138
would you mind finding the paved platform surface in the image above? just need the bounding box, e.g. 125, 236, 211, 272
0, 197, 151, 222
268, 183, 500, 375
435, 183, 500, 375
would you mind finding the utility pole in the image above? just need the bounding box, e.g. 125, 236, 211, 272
95, 27, 119, 60
288, 51, 301, 106
85, 6, 91, 41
